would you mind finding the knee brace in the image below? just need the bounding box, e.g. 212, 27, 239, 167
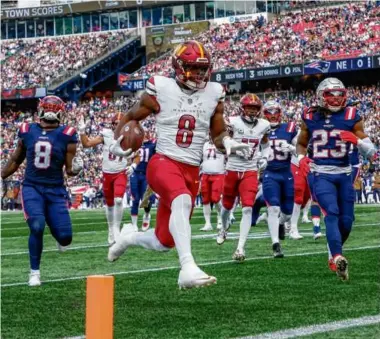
27, 216, 46, 236
268, 206, 281, 217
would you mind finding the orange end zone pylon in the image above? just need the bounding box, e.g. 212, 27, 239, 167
86, 275, 114, 339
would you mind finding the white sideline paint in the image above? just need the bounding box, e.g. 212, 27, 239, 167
2, 245, 379, 287
236, 314, 380, 339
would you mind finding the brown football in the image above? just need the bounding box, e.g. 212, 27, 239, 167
120, 120, 145, 152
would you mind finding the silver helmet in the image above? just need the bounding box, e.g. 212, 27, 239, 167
316, 77, 347, 113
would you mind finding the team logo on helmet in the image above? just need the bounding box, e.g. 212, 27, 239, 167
263, 100, 282, 127
38, 95, 65, 122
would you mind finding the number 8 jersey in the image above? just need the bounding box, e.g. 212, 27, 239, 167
146, 75, 225, 166
18, 123, 78, 186
302, 106, 361, 174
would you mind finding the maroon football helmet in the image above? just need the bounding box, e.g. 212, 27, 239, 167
38, 95, 65, 122
172, 40, 212, 90
240, 94, 263, 124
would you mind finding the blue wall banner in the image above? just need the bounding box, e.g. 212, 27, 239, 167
118, 73, 148, 92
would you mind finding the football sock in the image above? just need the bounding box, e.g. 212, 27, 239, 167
221, 206, 231, 230
302, 199, 311, 219
131, 215, 138, 227
237, 207, 252, 251
203, 204, 211, 225
290, 203, 301, 232
268, 206, 280, 244
105, 205, 115, 243
279, 212, 291, 225
169, 194, 194, 268
325, 215, 342, 256
113, 198, 124, 239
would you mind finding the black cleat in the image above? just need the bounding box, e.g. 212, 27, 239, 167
335, 256, 349, 281
272, 242, 284, 258
279, 224, 285, 240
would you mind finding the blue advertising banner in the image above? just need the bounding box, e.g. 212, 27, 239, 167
118, 73, 148, 92
304, 56, 373, 74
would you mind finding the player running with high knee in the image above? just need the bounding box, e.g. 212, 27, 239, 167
297, 77, 376, 281
262, 101, 298, 257
217, 94, 270, 262
107, 41, 250, 289
1, 96, 83, 286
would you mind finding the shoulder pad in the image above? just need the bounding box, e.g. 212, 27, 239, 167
19, 123, 30, 134
62, 126, 76, 136
146, 76, 156, 96
286, 121, 296, 133
344, 106, 357, 120
302, 106, 316, 120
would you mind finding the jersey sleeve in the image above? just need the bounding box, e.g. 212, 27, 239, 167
62, 126, 78, 144
219, 85, 226, 102
286, 122, 298, 140
344, 107, 361, 125
146, 76, 157, 96
17, 123, 30, 139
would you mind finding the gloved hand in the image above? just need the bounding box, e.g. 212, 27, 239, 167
223, 136, 251, 157
72, 156, 84, 174
340, 131, 358, 145
257, 157, 268, 170
126, 163, 136, 176
298, 155, 312, 176
110, 136, 133, 157
279, 141, 296, 154
236, 148, 253, 160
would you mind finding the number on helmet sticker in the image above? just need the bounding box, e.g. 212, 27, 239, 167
176, 115, 196, 148
34, 141, 52, 169
313, 129, 347, 158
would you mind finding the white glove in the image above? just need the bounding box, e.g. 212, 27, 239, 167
78, 118, 86, 135
236, 149, 252, 160
126, 163, 136, 176
110, 136, 133, 157
257, 157, 268, 170
72, 156, 84, 174
223, 136, 251, 157
279, 141, 296, 154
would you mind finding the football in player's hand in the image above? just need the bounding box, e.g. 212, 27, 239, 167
120, 120, 145, 152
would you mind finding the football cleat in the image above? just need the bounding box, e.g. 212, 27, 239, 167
334, 255, 349, 281
200, 224, 213, 231
230, 214, 235, 224
216, 229, 227, 245
56, 242, 70, 252
232, 248, 246, 262
302, 216, 312, 223
279, 224, 285, 240
217, 217, 222, 230
313, 226, 323, 240
256, 212, 268, 224
272, 242, 284, 258
328, 258, 337, 272
107, 231, 115, 246
285, 221, 291, 233
289, 230, 303, 240
178, 263, 216, 289
108, 223, 136, 262
142, 215, 151, 232
28, 272, 41, 287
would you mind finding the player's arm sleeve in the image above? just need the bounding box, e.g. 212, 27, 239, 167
260, 135, 271, 159
80, 134, 103, 148
352, 120, 376, 158
296, 121, 310, 158
210, 101, 230, 152
1, 139, 26, 180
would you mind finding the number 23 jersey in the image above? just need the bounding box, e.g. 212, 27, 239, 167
18, 123, 78, 186
146, 76, 225, 166
226, 116, 270, 172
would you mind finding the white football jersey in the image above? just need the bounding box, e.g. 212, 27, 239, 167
201, 141, 226, 174
226, 117, 270, 171
146, 76, 225, 166
101, 128, 128, 173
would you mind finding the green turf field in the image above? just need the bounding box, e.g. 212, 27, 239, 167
1, 205, 380, 339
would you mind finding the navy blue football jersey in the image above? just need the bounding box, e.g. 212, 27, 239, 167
349, 144, 360, 166
267, 122, 298, 171
18, 123, 78, 186
302, 106, 361, 168
135, 141, 156, 173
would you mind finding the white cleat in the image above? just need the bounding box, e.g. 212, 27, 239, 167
107, 232, 115, 247
302, 216, 312, 223
200, 224, 213, 231
232, 248, 246, 262
285, 221, 291, 233
108, 223, 136, 262
313, 232, 323, 240
28, 272, 41, 287
125, 223, 138, 233
289, 230, 304, 240
230, 214, 236, 224
257, 212, 268, 224
216, 229, 227, 245
141, 215, 151, 232
56, 242, 70, 252
178, 264, 216, 289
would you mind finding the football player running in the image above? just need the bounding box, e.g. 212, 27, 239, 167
199, 139, 226, 231
108, 40, 250, 289
79, 113, 135, 246
297, 77, 376, 281
217, 94, 271, 262
1, 96, 83, 286
262, 101, 298, 257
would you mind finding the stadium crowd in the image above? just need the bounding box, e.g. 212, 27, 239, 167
1, 83, 379, 210
1, 30, 132, 90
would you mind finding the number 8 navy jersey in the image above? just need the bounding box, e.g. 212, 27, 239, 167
302, 106, 361, 172
18, 123, 78, 186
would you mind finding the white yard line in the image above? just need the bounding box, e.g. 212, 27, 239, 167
236, 314, 380, 339
2, 245, 379, 287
